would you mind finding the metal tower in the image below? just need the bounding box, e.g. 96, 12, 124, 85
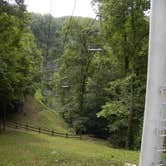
139, 0, 166, 165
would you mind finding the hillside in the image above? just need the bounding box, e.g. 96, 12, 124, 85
11, 96, 73, 134
0, 96, 140, 166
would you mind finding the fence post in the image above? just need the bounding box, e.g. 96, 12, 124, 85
66, 133, 68, 138
15, 122, 18, 129
0, 119, 2, 134
38, 128, 40, 133
52, 130, 54, 136
26, 124, 28, 130
2, 102, 6, 131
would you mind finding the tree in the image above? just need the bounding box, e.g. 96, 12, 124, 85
0, 0, 42, 130
54, 17, 123, 138
94, 0, 150, 148
54, 17, 105, 134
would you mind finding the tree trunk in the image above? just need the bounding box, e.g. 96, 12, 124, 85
79, 56, 91, 114
79, 40, 92, 114
125, 75, 134, 148
123, 33, 129, 71
125, 0, 136, 149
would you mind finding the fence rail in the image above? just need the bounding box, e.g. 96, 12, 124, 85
7, 121, 81, 139
5, 121, 124, 166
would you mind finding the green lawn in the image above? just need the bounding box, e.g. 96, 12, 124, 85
0, 129, 139, 166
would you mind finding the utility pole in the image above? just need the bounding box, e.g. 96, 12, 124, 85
139, 0, 166, 165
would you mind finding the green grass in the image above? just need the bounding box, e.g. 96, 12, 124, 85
2, 96, 139, 165
12, 96, 73, 133
0, 129, 139, 166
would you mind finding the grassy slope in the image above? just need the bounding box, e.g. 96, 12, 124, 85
12, 96, 72, 133
0, 129, 139, 166
0, 96, 139, 166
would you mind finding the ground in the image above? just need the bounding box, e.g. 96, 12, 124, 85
0, 129, 139, 166
0, 96, 139, 166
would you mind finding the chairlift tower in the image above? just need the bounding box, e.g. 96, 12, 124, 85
139, 0, 166, 165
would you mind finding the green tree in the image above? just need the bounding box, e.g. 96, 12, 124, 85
0, 0, 42, 131
95, 0, 149, 148
54, 17, 122, 138
54, 17, 104, 134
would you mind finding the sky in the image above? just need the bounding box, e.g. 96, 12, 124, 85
24, 0, 96, 18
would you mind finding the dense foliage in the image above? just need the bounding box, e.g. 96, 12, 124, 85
94, 0, 150, 149
53, 0, 150, 149
54, 17, 110, 136
0, 0, 42, 128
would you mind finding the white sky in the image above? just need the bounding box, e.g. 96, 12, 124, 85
24, 0, 96, 18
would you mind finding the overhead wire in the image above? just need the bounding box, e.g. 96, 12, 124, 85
46, 0, 53, 59
84, 14, 98, 35
48, 0, 53, 42
83, 14, 103, 51
47, 0, 97, 50
43, 0, 53, 72
42, 0, 54, 99
63, 0, 78, 48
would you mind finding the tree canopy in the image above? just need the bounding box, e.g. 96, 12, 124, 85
0, 0, 42, 112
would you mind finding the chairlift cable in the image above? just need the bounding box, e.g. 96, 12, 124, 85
46, 0, 53, 59
63, 0, 78, 48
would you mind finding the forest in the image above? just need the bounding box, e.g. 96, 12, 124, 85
0, 0, 150, 152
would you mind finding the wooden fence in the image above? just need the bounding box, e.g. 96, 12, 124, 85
7, 121, 81, 139
6, 121, 125, 166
